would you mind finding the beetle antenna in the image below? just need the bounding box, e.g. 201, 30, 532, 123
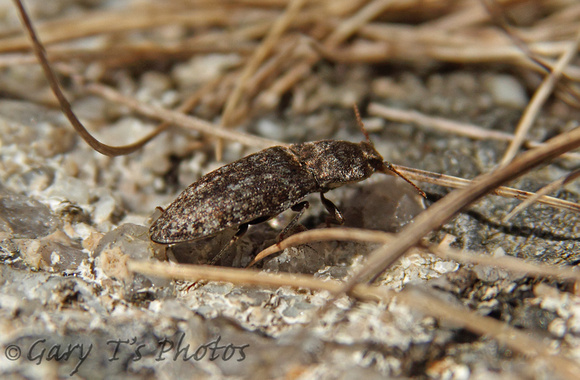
354, 104, 426, 198
382, 162, 427, 199
353, 104, 373, 146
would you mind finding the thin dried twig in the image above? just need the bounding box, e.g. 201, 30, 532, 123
0, 43, 256, 69
127, 259, 386, 303
0, 52, 39, 67
1, 5, 276, 52
393, 165, 580, 213
503, 168, 580, 221
324, 0, 396, 48
84, 83, 282, 149
500, 29, 580, 165
368, 103, 580, 161
221, 0, 307, 127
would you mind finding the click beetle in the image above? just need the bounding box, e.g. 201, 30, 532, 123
149, 136, 425, 264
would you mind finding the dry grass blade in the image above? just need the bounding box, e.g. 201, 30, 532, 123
0, 52, 39, 67
503, 168, 580, 222
0, 5, 266, 52
0, 43, 255, 70
393, 165, 580, 213
221, 0, 307, 127
368, 103, 580, 161
127, 260, 386, 303
324, 0, 395, 48
369, 102, 515, 141
500, 29, 580, 165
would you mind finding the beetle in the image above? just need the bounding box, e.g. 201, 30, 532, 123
149, 136, 425, 264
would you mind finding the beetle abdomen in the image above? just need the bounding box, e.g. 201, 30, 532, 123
149, 146, 320, 243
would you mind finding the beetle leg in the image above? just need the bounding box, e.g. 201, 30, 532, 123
320, 192, 344, 226
209, 223, 249, 265
248, 215, 271, 225
278, 201, 310, 242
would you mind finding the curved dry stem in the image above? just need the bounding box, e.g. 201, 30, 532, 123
247, 228, 394, 267
248, 227, 580, 281
13, 0, 169, 156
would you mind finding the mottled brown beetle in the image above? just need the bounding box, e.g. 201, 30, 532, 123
149, 126, 425, 264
